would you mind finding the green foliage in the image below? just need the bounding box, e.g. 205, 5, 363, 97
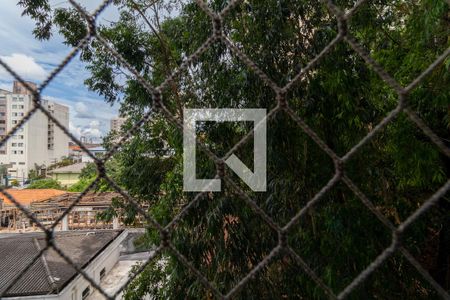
10, 179, 19, 187
27, 169, 41, 181
47, 156, 77, 171
67, 162, 114, 192
26, 178, 63, 190
22, 0, 450, 298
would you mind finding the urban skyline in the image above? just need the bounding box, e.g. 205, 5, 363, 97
0, 0, 120, 140
0, 81, 69, 182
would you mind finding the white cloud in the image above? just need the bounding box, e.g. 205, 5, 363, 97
75, 102, 88, 113
69, 121, 82, 138
84, 128, 102, 138
89, 120, 100, 127
70, 118, 103, 140
0, 53, 47, 81
0, 2, 121, 143
0, 82, 10, 91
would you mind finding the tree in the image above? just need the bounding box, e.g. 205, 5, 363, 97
26, 178, 63, 190
20, 0, 450, 298
68, 161, 119, 192
47, 156, 77, 171
10, 179, 19, 187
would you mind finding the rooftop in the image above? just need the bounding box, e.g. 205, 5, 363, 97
0, 230, 122, 297
0, 189, 67, 206
69, 145, 101, 151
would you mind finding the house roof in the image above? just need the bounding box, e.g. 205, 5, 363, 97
0, 230, 122, 297
69, 144, 102, 152
48, 162, 87, 174
69, 145, 81, 151
88, 146, 106, 152
0, 189, 67, 207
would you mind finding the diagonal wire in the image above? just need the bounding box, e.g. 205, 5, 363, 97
1, 0, 450, 298
49, 176, 101, 231
167, 242, 225, 299
225, 245, 283, 299
112, 245, 164, 299
286, 246, 338, 299
50, 241, 113, 300
0, 245, 50, 297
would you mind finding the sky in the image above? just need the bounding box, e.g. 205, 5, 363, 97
0, 1, 122, 142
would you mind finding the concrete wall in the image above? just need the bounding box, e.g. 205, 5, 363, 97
47, 102, 69, 163
52, 173, 80, 187
26, 99, 50, 177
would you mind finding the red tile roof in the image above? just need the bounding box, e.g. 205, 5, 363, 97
0, 189, 67, 206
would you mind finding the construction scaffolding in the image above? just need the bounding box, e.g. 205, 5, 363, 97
0, 192, 147, 231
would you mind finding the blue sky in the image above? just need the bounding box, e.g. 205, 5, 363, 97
0, 1, 122, 141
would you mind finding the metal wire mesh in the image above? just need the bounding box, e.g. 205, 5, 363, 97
0, 0, 449, 299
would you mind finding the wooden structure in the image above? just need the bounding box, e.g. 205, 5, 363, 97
0, 192, 147, 231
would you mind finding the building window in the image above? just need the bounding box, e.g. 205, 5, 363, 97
82, 287, 90, 300
12, 143, 17, 147
12, 105, 17, 109
19, 151, 23, 154
19, 162, 25, 165
19, 135, 24, 139
12, 151, 17, 154
0, 120, 5, 124
19, 105, 24, 109
12, 120, 18, 124
0, 112, 5, 117
100, 267, 106, 280
18, 143, 24, 147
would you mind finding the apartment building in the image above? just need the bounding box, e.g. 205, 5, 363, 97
110, 116, 126, 133
0, 81, 69, 181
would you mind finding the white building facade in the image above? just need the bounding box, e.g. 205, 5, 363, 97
110, 116, 126, 133
0, 81, 69, 181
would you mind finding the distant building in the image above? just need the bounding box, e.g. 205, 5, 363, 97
0, 230, 127, 300
0, 81, 69, 182
48, 162, 87, 187
68, 143, 102, 162
81, 146, 106, 163
12, 80, 37, 95
110, 116, 126, 133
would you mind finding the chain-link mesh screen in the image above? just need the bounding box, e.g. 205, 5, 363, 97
0, 0, 449, 299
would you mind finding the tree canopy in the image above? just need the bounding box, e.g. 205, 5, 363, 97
20, 0, 450, 298
26, 178, 64, 190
